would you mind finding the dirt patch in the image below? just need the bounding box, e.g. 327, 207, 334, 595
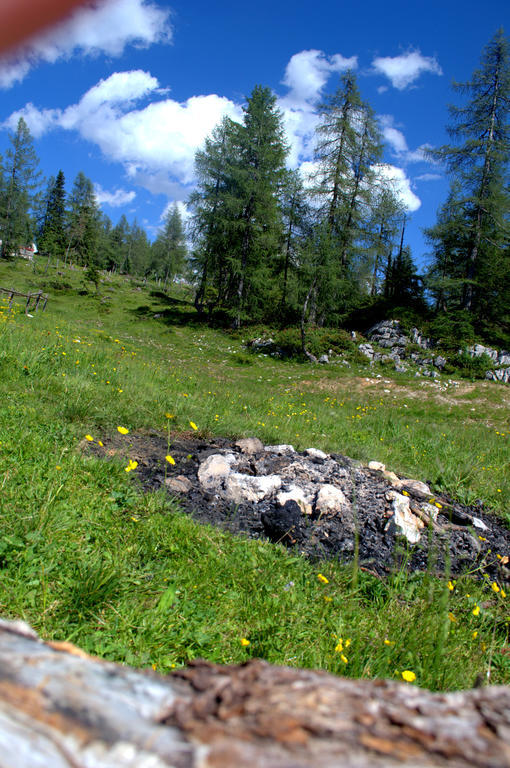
88, 432, 510, 582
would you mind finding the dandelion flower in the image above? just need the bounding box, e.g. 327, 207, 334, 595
491, 582, 500, 593
98, 440, 104, 447
340, 654, 348, 664
472, 631, 478, 639
190, 421, 198, 431
241, 638, 250, 647
401, 670, 416, 683
317, 573, 329, 584
447, 581, 455, 591
125, 459, 138, 473
166, 455, 175, 465
85, 434, 94, 442
117, 426, 129, 435
472, 605, 480, 616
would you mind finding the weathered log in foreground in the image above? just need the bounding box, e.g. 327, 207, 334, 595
0, 619, 509, 768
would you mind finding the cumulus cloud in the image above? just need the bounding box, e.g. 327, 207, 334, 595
4, 70, 242, 196
0, 0, 172, 88
278, 49, 357, 167
372, 50, 442, 90
94, 184, 136, 207
373, 164, 421, 212
378, 115, 435, 167
282, 49, 357, 107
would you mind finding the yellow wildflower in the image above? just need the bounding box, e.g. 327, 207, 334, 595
125, 459, 138, 473
401, 670, 416, 683
472, 605, 480, 616
340, 654, 348, 664
491, 582, 500, 593
85, 434, 93, 442
117, 426, 129, 435
98, 440, 104, 447
317, 573, 329, 584
448, 612, 457, 623
447, 581, 454, 591
472, 631, 478, 639
189, 421, 198, 431
166, 455, 175, 465
241, 638, 250, 647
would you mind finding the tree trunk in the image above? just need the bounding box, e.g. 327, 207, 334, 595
0, 618, 509, 768
301, 277, 318, 362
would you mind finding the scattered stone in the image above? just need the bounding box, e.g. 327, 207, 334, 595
225, 473, 282, 504
264, 444, 295, 455
421, 502, 440, 522
198, 454, 233, 491
318, 354, 329, 364
434, 355, 447, 370
277, 486, 313, 515
472, 516, 489, 531
305, 447, 329, 460
383, 470, 400, 485
315, 484, 350, 517
235, 437, 264, 454
165, 475, 193, 494
368, 461, 386, 472
386, 490, 424, 544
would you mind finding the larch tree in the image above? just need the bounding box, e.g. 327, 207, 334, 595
431, 29, 510, 324
0, 117, 41, 259
65, 172, 101, 268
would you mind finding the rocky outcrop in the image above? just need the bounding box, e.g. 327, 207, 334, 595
360, 320, 440, 377
466, 344, 510, 383
2, 618, 510, 767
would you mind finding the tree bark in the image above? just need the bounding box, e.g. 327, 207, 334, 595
0, 618, 509, 768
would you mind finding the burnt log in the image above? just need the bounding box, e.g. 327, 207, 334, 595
0, 618, 509, 767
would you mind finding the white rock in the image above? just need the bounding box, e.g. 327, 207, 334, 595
235, 437, 264, 454
368, 461, 386, 472
315, 484, 349, 516
305, 448, 329, 460
225, 473, 282, 504
472, 516, 488, 531
197, 454, 233, 490
383, 470, 400, 485
264, 444, 295, 455
277, 485, 313, 515
386, 490, 424, 544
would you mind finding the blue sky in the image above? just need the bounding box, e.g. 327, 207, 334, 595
0, 0, 507, 267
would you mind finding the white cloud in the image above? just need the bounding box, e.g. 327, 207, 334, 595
372, 50, 442, 90
94, 184, 136, 207
415, 173, 441, 182
373, 164, 421, 212
0, 0, 172, 89
4, 70, 242, 196
279, 49, 357, 167
282, 49, 357, 107
379, 115, 408, 155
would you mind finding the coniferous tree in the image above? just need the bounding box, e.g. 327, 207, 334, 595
430, 29, 510, 324
152, 204, 187, 285
38, 170, 66, 260
66, 172, 101, 267
0, 117, 41, 258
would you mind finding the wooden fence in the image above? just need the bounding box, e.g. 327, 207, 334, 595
0, 286, 48, 313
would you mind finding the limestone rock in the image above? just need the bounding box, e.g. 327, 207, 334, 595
304, 448, 329, 460
264, 444, 295, 455
368, 461, 386, 472
315, 484, 350, 516
235, 437, 264, 454
165, 475, 193, 494
277, 485, 313, 515
225, 473, 282, 504
198, 454, 233, 491
386, 490, 424, 544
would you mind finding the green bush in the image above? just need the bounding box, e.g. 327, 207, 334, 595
446, 351, 493, 380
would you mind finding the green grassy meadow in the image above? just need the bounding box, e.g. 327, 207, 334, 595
0, 257, 508, 690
